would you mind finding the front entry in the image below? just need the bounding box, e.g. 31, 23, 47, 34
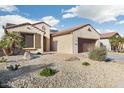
78, 38, 96, 53
43, 36, 47, 52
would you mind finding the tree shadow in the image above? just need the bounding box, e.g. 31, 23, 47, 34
0, 63, 54, 88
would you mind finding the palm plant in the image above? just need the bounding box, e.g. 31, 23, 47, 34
0, 32, 24, 56
109, 35, 123, 52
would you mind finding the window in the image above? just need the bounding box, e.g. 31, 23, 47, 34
21, 33, 34, 48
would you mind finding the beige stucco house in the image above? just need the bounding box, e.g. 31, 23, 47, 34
3, 22, 105, 54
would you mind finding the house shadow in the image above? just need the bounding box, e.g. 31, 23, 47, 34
0, 63, 54, 88
32, 54, 41, 59
7, 54, 41, 63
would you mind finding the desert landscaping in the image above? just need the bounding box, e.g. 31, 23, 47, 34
0, 53, 124, 88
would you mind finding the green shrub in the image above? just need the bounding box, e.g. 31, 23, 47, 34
40, 67, 55, 77
0, 57, 7, 63
7, 64, 20, 71
89, 47, 107, 61
82, 62, 90, 66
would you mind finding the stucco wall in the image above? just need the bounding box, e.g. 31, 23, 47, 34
6, 25, 44, 53
52, 34, 73, 54
99, 39, 111, 51
34, 23, 50, 51
73, 25, 100, 53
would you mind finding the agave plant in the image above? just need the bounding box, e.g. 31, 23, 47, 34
0, 32, 24, 56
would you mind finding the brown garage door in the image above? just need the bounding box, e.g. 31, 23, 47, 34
78, 38, 96, 53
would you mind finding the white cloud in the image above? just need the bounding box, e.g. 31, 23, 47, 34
0, 15, 60, 39
62, 5, 124, 23
62, 13, 76, 19
116, 20, 124, 24
0, 15, 37, 39
104, 29, 117, 33
41, 16, 60, 26
50, 27, 58, 30
0, 5, 18, 13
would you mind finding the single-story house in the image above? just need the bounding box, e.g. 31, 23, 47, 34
4, 23, 101, 54
100, 32, 121, 51
3, 22, 121, 54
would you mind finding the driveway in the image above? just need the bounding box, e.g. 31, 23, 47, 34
107, 53, 124, 62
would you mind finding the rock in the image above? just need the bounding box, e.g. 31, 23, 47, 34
23, 51, 32, 60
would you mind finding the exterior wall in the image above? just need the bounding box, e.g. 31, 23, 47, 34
6, 25, 44, 53
52, 34, 73, 54
99, 39, 111, 51
34, 23, 50, 52
73, 25, 100, 53
35, 33, 41, 48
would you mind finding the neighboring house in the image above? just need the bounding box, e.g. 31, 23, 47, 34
100, 32, 121, 51
5, 22, 121, 54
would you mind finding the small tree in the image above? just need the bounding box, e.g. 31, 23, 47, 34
0, 32, 24, 56
109, 35, 123, 52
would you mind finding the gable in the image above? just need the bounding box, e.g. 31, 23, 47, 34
34, 22, 51, 38
73, 25, 100, 39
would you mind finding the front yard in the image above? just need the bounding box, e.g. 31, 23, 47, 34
0, 53, 124, 88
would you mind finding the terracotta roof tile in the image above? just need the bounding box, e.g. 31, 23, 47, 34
4, 22, 44, 32
100, 32, 118, 39
5, 22, 31, 29
52, 24, 90, 37
33, 22, 51, 27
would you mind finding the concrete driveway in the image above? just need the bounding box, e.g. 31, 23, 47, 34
107, 53, 124, 62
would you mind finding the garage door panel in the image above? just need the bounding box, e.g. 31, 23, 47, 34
78, 38, 96, 53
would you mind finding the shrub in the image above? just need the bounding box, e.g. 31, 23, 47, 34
82, 62, 90, 66
0, 57, 7, 63
40, 67, 55, 77
7, 64, 20, 71
89, 47, 107, 61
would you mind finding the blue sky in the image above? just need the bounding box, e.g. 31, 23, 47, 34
0, 5, 124, 37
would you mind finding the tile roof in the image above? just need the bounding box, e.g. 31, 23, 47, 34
33, 22, 51, 27
4, 22, 44, 32
100, 32, 118, 39
5, 22, 31, 29
52, 24, 90, 37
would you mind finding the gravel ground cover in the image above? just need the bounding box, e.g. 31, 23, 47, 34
0, 53, 124, 88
